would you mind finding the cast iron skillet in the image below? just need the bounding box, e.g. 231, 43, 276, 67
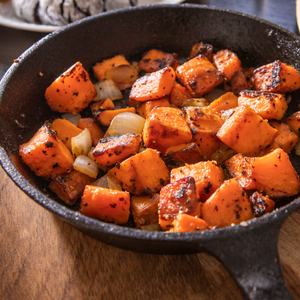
1, 4, 300, 299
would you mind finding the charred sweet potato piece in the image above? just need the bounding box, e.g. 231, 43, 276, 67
138, 49, 179, 73
201, 178, 253, 228
129, 67, 176, 102
45, 62, 96, 113
143, 106, 193, 155
230, 70, 248, 95
159, 176, 200, 231
136, 96, 170, 118
213, 49, 243, 81
170, 161, 224, 202
286, 111, 300, 135
172, 214, 209, 232
90, 98, 115, 112
176, 55, 224, 97
49, 170, 93, 205
184, 106, 224, 159
189, 42, 213, 61
169, 82, 193, 107
163, 143, 203, 169
250, 191, 275, 217
107, 148, 170, 195
93, 54, 130, 82
217, 105, 278, 156
131, 194, 160, 228
92, 133, 141, 167
97, 107, 136, 126
80, 185, 130, 224
19, 124, 74, 179
238, 90, 288, 120
252, 60, 300, 93
208, 92, 238, 114
77, 118, 104, 147
268, 121, 299, 154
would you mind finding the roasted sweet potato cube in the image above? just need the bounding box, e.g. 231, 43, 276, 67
176, 55, 224, 97
184, 106, 224, 159
129, 67, 176, 102
131, 194, 160, 228
49, 170, 93, 205
225, 153, 256, 190
45, 62, 96, 113
217, 105, 278, 156
172, 214, 209, 232
201, 178, 253, 228
163, 143, 203, 169
170, 161, 224, 202
93, 54, 130, 82
159, 176, 200, 231
286, 111, 300, 135
97, 107, 136, 126
80, 185, 130, 224
107, 148, 170, 195
230, 70, 248, 95
251, 148, 300, 198
238, 90, 288, 120
252, 60, 300, 93
268, 121, 299, 153
90, 98, 115, 113
208, 92, 238, 114
169, 82, 193, 107
19, 124, 74, 179
77, 118, 104, 147
213, 49, 243, 81
189, 42, 213, 61
137, 96, 170, 118
143, 106, 193, 155
250, 191, 275, 217
138, 49, 179, 73
92, 133, 141, 167
50, 118, 83, 152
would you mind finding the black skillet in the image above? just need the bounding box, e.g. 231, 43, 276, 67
1, 4, 300, 300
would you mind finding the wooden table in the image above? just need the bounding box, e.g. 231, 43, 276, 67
1, 0, 300, 299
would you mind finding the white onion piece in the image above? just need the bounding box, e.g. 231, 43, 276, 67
106, 112, 145, 136
73, 155, 99, 178
92, 174, 122, 190
204, 88, 226, 103
61, 113, 81, 126
182, 98, 209, 107
93, 79, 123, 101
71, 128, 92, 157
295, 140, 300, 156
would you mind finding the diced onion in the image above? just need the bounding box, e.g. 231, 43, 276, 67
61, 113, 81, 126
92, 174, 122, 190
93, 79, 123, 101
140, 224, 161, 231
105, 112, 145, 136
295, 140, 300, 156
204, 88, 226, 103
182, 98, 209, 107
71, 128, 92, 157
73, 155, 99, 178
211, 144, 236, 165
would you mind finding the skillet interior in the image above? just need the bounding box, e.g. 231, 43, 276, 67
1, 4, 300, 254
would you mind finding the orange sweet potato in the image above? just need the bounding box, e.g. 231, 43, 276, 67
50, 118, 83, 151
92, 133, 141, 167
252, 60, 300, 93
230, 70, 248, 95
286, 111, 300, 135
170, 161, 224, 202
143, 106, 193, 155
77, 118, 104, 147
138, 49, 179, 73
49, 170, 93, 205
189, 42, 213, 61
80, 185, 130, 224
208, 92, 238, 114
129, 67, 176, 101
131, 194, 160, 228
137, 96, 170, 118
168, 82, 193, 107
45, 62, 96, 113
250, 191, 275, 217
201, 178, 253, 228
159, 176, 200, 231
176, 55, 224, 97
19, 124, 74, 179
107, 148, 170, 195
97, 107, 136, 126
184, 106, 224, 159
213, 49, 243, 81
172, 214, 209, 232
90, 98, 115, 112
217, 105, 278, 156
238, 90, 288, 120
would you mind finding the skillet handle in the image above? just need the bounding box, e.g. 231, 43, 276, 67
204, 220, 292, 300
